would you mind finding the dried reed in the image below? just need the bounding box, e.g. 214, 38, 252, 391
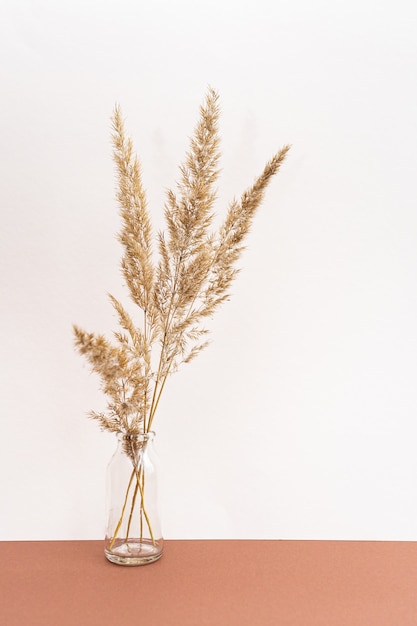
74, 88, 290, 444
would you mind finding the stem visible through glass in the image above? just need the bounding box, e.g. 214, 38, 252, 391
109, 464, 155, 550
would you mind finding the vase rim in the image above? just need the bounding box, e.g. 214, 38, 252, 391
117, 430, 155, 441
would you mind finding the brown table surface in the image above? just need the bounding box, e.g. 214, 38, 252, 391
1, 540, 416, 625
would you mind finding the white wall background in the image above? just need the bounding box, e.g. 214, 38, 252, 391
1, 0, 417, 541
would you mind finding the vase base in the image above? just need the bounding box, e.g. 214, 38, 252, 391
105, 539, 163, 566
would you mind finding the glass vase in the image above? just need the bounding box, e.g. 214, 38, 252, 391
104, 431, 163, 565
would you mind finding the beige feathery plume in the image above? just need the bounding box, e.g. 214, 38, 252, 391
74, 87, 290, 437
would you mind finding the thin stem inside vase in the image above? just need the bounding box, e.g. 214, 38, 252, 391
110, 462, 155, 550
109, 468, 135, 550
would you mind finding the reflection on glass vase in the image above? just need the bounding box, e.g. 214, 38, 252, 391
104, 431, 163, 566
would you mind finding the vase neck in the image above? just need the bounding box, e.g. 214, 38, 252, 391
117, 431, 155, 465
117, 431, 155, 444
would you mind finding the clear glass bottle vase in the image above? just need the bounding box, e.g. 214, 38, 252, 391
104, 431, 163, 565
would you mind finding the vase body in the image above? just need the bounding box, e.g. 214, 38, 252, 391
104, 431, 163, 565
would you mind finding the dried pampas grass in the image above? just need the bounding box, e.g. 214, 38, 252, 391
74, 87, 290, 438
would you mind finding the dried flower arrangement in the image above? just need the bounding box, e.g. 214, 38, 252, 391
74, 88, 289, 444
73, 88, 289, 562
